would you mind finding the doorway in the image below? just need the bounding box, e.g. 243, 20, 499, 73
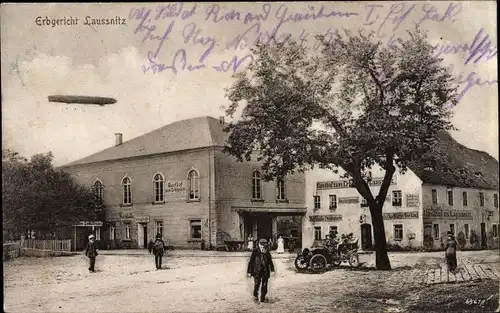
480, 222, 487, 248
361, 223, 373, 250
256, 215, 272, 241
137, 223, 148, 249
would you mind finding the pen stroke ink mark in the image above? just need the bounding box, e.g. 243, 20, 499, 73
418, 2, 462, 25
155, 3, 197, 20
182, 22, 216, 63
434, 29, 497, 65
212, 54, 254, 73
456, 71, 498, 103
142, 49, 206, 75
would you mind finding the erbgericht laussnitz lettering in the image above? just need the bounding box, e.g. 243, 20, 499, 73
84, 16, 126, 26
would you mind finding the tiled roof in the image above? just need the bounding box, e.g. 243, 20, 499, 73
409, 132, 499, 190
61, 116, 229, 167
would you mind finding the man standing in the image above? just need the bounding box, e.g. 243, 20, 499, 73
84, 234, 98, 272
152, 233, 166, 270
247, 238, 275, 303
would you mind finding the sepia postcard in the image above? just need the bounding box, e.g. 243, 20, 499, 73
2, 2, 498, 312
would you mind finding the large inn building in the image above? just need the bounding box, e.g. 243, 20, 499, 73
61, 117, 499, 251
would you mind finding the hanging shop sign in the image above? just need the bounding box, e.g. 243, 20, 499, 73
316, 177, 397, 190
135, 216, 150, 223
338, 196, 360, 204
423, 210, 473, 220
119, 212, 134, 219
309, 215, 343, 222
406, 194, 420, 207
383, 211, 419, 220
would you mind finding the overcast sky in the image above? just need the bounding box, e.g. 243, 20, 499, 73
1, 2, 498, 166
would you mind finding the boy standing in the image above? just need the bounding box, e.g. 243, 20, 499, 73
84, 234, 98, 272
247, 238, 275, 303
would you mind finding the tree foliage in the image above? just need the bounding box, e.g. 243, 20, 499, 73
223, 27, 458, 269
2, 149, 103, 239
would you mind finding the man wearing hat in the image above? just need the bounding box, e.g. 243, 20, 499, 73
84, 234, 98, 272
445, 231, 458, 272
247, 238, 275, 303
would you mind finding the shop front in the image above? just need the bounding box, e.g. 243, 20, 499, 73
72, 221, 103, 251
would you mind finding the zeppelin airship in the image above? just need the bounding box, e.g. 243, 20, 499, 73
48, 95, 117, 106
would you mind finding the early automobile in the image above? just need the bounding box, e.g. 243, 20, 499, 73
294, 233, 360, 272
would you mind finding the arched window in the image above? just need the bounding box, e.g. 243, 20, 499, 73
252, 171, 262, 199
276, 178, 286, 200
94, 180, 104, 202
188, 170, 200, 200
153, 173, 164, 203
121, 177, 132, 205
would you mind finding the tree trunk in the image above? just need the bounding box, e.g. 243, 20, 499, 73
369, 202, 391, 270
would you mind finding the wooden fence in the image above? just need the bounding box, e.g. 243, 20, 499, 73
22, 239, 72, 252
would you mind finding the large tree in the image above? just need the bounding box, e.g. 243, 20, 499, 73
2, 150, 103, 239
223, 28, 458, 270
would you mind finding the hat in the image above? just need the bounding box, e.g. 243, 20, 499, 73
155, 233, 162, 239
447, 231, 454, 236
88, 234, 95, 239
258, 238, 268, 245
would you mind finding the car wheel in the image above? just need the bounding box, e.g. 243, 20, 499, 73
348, 252, 360, 268
309, 254, 327, 273
294, 255, 309, 271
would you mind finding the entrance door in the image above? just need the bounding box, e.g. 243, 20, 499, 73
361, 224, 373, 250
480, 223, 487, 248
256, 215, 272, 241
137, 223, 148, 249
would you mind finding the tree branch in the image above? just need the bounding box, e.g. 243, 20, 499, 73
376, 149, 396, 206
350, 156, 375, 203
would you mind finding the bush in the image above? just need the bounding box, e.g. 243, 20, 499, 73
470, 230, 480, 248
423, 234, 434, 250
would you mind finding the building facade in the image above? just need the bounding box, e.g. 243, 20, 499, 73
61, 117, 305, 250
303, 132, 499, 251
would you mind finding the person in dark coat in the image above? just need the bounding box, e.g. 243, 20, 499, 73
288, 234, 295, 253
147, 239, 154, 254
84, 234, 98, 272
152, 233, 166, 270
445, 231, 458, 272
247, 238, 275, 303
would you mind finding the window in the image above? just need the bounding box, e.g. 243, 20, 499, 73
449, 224, 455, 235
392, 190, 402, 206
94, 180, 103, 202
154, 220, 163, 236
153, 173, 164, 202
109, 224, 116, 240
462, 191, 468, 206
329, 195, 337, 210
329, 226, 338, 235
431, 189, 438, 205
276, 178, 286, 200
492, 224, 498, 238
433, 224, 440, 240
464, 224, 469, 239
479, 192, 485, 206
124, 222, 131, 240
122, 177, 132, 205
95, 228, 101, 241
447, 189, 453, 206
314, 195, 321, 210
252, 171, 262, 199
188, 169, 200, 200
360, 198, 368, 208
314, 226, 322, 240
494, 194, 498, 208
190, 219, 202, 239
393, 224, 403, 241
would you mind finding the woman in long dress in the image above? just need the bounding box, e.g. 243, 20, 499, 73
276, 236, 285, 254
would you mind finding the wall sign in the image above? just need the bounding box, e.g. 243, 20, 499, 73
383, 211, 419, 220
406, 194, 420, 207
120, 212, 134, 219
309, 215, 343, 222
166, 181, 187, 200
338, 197, 360, 204
136, 216, 150, 223
74, 221, 103, 227
423, 210, 473, 220
317, 177, 397, 190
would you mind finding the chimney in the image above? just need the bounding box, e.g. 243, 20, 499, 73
115, 133, 123, 146
219, 116, 225, 124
